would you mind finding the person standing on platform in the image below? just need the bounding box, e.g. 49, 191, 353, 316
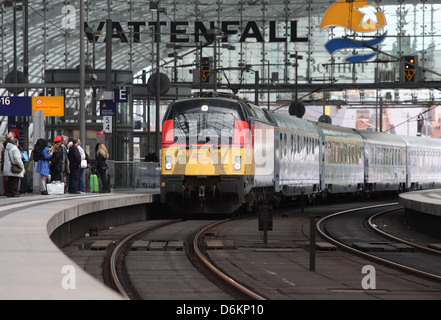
50, 136, 63, 182
68, 138, 81, 194
95, 143, 110, 193
1, 141, 8, 195
6, 131, 16, 142
77, 139, 87, 193
34, 138, 52, 195
145, 148, 159, 162
3, 138, 24, 197
60, 135, 70, 186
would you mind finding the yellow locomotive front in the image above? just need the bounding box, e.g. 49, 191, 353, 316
160, 96, 254, 213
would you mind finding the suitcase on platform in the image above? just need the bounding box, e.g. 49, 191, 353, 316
89, 174, 99, 193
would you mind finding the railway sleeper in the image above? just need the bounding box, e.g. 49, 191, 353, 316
352, 242, 414, 253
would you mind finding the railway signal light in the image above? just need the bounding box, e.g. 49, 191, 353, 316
401, 55, 418, 82
417, 114, 424, 136
200, 57, 211, 83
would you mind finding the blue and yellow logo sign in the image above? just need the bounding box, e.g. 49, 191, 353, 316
321, 0, 387, 63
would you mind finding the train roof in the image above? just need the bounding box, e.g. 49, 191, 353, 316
356, 129, 407, 147
315, 121, 364, 144
266, 111, 321, 137
400, 135, 441, 150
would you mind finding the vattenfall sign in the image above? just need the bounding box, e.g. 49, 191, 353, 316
84, 20, 308, 44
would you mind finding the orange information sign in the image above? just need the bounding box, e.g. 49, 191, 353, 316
32, 96, 64, 116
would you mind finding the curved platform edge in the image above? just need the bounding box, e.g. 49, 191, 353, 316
0, 192, 158, 300
399, 189, 441, 217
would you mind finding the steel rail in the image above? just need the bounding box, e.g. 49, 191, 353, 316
192, 218, 267, 300
109, 219, 181, 299
316, 203, 441, 283
368, 211, 441, 256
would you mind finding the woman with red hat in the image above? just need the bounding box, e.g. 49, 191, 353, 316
50, 137, 63, 182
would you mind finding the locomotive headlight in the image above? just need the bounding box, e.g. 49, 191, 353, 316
165, 155, 172, 170
234, 156, 242, 171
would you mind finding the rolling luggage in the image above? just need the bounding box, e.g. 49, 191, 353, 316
89, 174, 99, 193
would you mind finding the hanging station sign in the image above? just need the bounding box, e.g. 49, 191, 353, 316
0, 96, 64, 117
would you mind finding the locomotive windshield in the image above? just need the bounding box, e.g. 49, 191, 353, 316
174, 112, 237, 144
163, 98, 248, 146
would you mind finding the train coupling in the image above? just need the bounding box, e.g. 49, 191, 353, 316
199, 185, 205, 200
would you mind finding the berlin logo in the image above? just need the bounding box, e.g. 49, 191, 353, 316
321, 0, 387, 63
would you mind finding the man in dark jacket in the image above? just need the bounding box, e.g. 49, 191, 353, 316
67, 138, 81, 194
145, 148, 159, 162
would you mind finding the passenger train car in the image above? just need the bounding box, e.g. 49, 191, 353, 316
160, 94, 441, 213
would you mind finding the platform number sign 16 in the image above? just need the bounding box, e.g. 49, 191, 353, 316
103, 116, 112, 133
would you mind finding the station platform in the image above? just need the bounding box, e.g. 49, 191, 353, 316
399, 189, 441, 239
0, 189, 159, 300
399, 189, 441, 216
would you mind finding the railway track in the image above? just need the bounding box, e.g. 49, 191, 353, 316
317, 203, 441, 283
107, 217, 266, 300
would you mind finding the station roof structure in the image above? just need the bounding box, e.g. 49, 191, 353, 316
1, 0, 441, 139
0, 0, 439, 87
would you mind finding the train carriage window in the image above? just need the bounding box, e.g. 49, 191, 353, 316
291, 134, 294, 157
355, 145, 358, 164
350, 145, 354, 164
339, 144, 343, 164
305, 137, 308, 155
326, 141, 330, 163
333, 142, 336, 163
284, 133, 287, 157
332, 141, 336, 164
297, 135, 300, 153
331, 141, 334, 163
324, 141, 328, 163
306, 137, 309, 155
357, 145, 360, 164
338, 144, 342, 163
293, 134, 297, 155
344, 144, 347, 164
280, 133, 283, 159
341, 144, 345, 164
373, 146, 380, 165
353, 145, 357, 164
